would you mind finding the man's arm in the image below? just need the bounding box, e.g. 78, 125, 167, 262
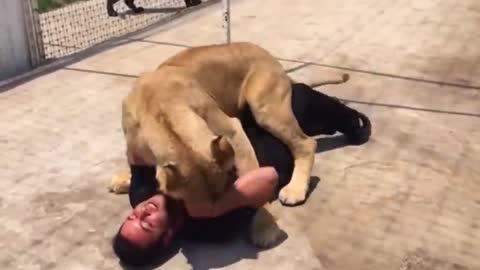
185, 167, 279, 218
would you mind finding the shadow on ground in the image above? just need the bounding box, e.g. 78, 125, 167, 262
117, 135, 349, 270
315, 134, 350, 153
119, 230, 273, 270
117, 174, 326, 270
117, 7, 185, 17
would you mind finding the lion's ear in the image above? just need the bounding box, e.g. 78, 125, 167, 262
157, 161, 179, 192
161, 161, 178, 178
210, 135, 234, 170
162, 161, 177, 170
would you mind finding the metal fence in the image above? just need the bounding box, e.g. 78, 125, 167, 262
28, 0, 216, 64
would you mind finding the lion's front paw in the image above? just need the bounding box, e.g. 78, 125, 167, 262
108, 171, 131, 194
278, 183, 307, 206
250, 206, 285, 248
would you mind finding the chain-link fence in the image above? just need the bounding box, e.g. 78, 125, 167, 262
32, 0, 212, 62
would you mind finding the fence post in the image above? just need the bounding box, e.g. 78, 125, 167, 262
222, 0, 231, 43
22, 0, 45, 67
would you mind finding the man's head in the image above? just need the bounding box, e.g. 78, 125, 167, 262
112, 194, 181, 266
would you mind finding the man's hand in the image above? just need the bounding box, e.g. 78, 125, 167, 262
185, 167, 279, 218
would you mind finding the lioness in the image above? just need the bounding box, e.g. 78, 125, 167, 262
112, 42, 344, 246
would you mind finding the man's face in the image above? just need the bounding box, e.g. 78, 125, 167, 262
119, 195, 172, 248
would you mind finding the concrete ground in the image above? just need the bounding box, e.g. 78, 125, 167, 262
1, 0, 479, 269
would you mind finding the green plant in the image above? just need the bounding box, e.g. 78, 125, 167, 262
37, 0, 87, 13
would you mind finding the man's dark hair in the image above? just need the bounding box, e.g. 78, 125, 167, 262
112, 195, 182, 267
112, 225, 166, 267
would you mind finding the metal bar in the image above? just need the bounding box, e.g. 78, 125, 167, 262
21, 0, 45, 67
222, 0, 231, 43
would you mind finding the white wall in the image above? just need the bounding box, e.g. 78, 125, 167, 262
0, 0, 31, 81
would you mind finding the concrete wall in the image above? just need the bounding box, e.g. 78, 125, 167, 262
0, 0, 31, 81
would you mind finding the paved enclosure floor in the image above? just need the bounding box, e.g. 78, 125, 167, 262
1, 0, 480, 269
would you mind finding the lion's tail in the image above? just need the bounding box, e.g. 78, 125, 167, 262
308, 73, 350, 88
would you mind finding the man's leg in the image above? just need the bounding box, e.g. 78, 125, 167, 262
124, 0, 144, 13
185, 0, 202, 8
291, 83, 372, 145
107, 0, 120, 16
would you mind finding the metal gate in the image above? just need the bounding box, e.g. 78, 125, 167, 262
23, 0, 216, 66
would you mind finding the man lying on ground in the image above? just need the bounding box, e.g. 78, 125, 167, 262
112, 82, 372, 266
